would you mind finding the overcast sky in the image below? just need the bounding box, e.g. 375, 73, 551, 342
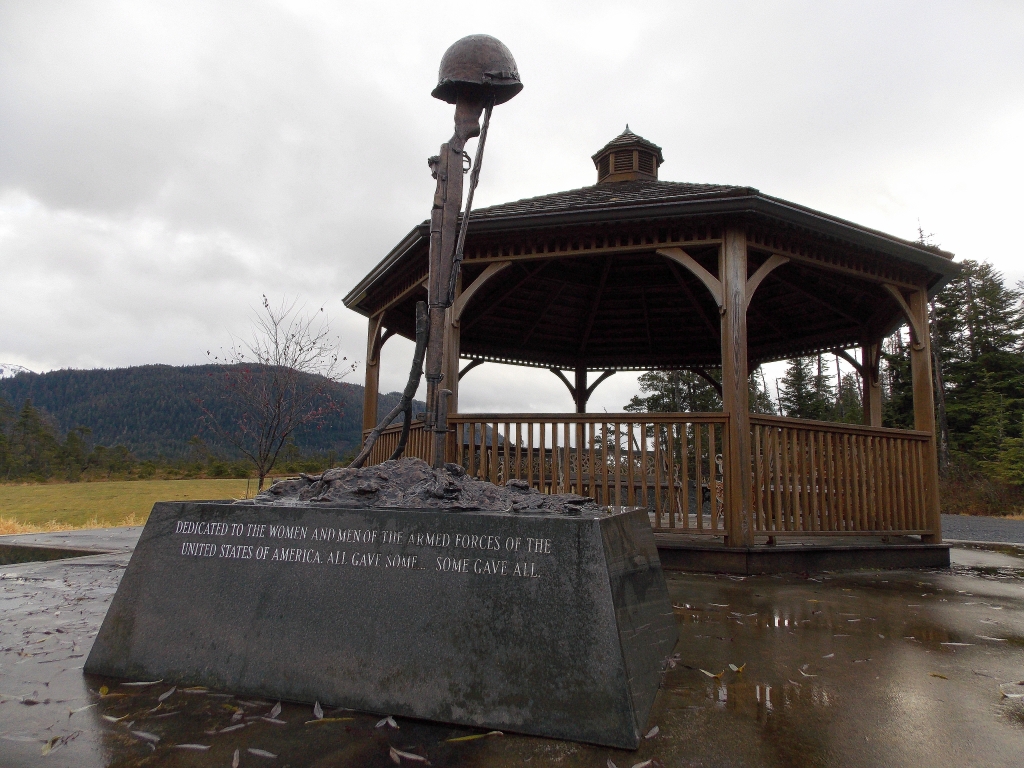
2, 1, 1022, 414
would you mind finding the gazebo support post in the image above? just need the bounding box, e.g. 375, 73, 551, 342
861, 341, 883, 427
363, 315, 384, 433
909, 288, 943, 543
574, 365, 588, 414
719, 228, 753, 547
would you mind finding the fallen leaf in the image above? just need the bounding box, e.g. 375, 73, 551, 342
98, 686, 109, 696
69, 703, 97, 715
121, 680, 162, 687
389, 745, 430, 763
645, 725, 659, 738
929, 673, 948, 679
608, 760, 619, 768
158, 687, 176, 702
101, 714, 129, 723
261, 717, 287, 725
631, 761, 654, 768
377, 715, 399, 729
822, 653, 835, 659
313, 701, 324, 720
799, 669, 817, 677
132, 731, 160, 743
233, 748, 240, 768
445, 731, 503, 743
174, 744, 211, 750
304, 717, 354, 725
976, 636, 1007, 642
248, 747, 278, 758
220, 723, 248, 733
940, 642, 974, 647
729, 663, 746, 673
700, 669, 724, 679
269, 702, 282, 719
41, 736, 59, 756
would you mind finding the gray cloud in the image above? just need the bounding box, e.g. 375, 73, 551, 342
1, 0, 1022, 413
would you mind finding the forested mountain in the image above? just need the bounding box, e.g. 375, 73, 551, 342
0, 364, 416, 461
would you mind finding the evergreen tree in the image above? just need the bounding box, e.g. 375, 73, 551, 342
835, 371, 863, 424
882, 331, 915, 429
778, 356, 834, 420
624, 369, 722, 414
932, 260, 1024, 462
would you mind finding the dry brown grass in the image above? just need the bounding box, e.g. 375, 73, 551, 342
0, 511, 146, 535
0, 479, 249, 531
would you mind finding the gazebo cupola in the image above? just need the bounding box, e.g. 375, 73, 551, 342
592, 126, 664, 183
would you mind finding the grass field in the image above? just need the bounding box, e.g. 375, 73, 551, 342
0, 479, 255, 534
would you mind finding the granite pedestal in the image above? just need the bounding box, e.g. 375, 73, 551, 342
85, 501, 678, 749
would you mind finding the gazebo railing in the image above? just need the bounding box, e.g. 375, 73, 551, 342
749, 415, 934, 536
361, 412, 938, 540
362, 414, 730, 534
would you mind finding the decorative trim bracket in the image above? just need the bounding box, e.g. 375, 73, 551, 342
883, 284, 926, 350
657, 247, 722, 308
453, 261, 511, 325
745, 254, 789, 310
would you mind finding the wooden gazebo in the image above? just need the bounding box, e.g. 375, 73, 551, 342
344, 128, 958, 564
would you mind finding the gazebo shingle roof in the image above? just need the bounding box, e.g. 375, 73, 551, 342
470, 180, 745, 221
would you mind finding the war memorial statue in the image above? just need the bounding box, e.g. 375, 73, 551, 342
85, 35, 679, 749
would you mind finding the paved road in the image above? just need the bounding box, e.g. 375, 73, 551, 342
941, 514, 1024, 544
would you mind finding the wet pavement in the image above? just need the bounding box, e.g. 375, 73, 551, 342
1, 538, 1022, 767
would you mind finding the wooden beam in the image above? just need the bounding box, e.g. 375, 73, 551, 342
861, 341, 883, 427
462, 237, 724, 266
362, 315, 383, 433
657, 247, 723, 307
453, 261, 511, 323
908, 288, 942, 542
746, 238, 923, 290
745, 254, 789, 309
578, 256, 613, 356
719, 229, 753, 547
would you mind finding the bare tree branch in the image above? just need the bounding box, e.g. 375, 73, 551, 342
200, 295, 352, 489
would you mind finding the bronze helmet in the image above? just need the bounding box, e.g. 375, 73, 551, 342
431, 34, 523, 105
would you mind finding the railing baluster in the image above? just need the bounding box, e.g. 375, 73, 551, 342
640, 422, 649, 516
676, 422, 686, 530
809, 431, 820, 532
652, 423, 664, 527
695, 424, 705, 532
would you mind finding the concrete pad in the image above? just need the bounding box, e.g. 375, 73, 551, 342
1, 538, 1022, 767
